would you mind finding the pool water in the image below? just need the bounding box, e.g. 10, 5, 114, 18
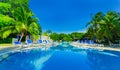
0, 46, 120, 70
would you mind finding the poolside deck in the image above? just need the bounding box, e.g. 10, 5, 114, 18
71, 42, 120, 52
0, 43, 120, 56
0, 45, 20, 55
0, 43, 52, 55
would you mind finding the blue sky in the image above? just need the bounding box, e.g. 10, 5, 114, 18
29, 0, 120, 33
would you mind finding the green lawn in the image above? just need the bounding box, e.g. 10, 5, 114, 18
0, 44, 12, 47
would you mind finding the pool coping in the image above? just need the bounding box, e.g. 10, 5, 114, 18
71, 43, 120, 52
0, 43, 120, 56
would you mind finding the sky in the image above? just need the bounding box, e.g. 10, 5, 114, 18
29, 0, 120, 33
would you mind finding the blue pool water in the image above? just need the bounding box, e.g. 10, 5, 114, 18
0, 45, 120, 70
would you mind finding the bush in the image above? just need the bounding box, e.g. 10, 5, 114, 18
0, 38, 12, 44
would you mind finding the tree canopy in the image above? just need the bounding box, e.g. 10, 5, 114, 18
50, 32, 85, 42
87, 11, 120, 45
0, 0, 41, 41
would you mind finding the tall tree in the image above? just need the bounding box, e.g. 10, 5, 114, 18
87, 11, 120, 45
0, 0, 42, 41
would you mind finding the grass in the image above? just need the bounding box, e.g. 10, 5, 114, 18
0, 44, 12, 47
0, 44, 13, 50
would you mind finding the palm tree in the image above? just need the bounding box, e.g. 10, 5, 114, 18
12, 5, 41, 41
0, 2, 41, 42
87, 11, 120, 45
87, 12, 104, 41
99, 11, 120, 44
0, 2, 16, 38
0, 14, 16, 38
0, 2, 11, 14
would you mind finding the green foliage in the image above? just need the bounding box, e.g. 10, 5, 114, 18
50, 33, 59, 41
0, 14, 15, 27
87, 11, 120, 44
63, 34, 72, 41
0, 0, 42, 42
70, 32, 84, 40
8, 0, 29, 5
50, 32, 85, 42
0, 38, 12, 44
43, 30, 52, 36
0, 2, 11, 13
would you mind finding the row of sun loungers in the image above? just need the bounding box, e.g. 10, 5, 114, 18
72, 40, 120, 48
71, 41, 105, 47
13, 39, 52, 48
110, 44, 120, 47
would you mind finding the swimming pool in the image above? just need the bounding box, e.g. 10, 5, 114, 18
0, 45, 120, 70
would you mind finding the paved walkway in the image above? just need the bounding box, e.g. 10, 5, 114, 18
0, 43, 120, 56
0, 44, 52, 55
71, 42, 120, 52
0, 46, 21, 55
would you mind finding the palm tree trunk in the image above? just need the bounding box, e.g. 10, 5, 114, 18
19, 32, 24, 42
108, 40, 112, 46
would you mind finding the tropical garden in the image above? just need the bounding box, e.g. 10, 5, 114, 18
49, 11, 120, 46
49, 32, 85, 42
0, 0, 120, 46
0, 0, 41, 44
87, 11, 120, 45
